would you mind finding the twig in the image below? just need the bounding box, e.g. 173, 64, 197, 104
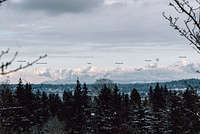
0, 49, 47, 75
163, 0, 200, 53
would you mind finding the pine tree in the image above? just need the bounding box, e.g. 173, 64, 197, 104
112, 84, 121, 113
152, 83, 165, 111
96, 84, 114, 134
128, 88, 142, 133
74, 79, 82, 113
168, 92, 185, 133
61, 91, 74, 132
130, 88, 141, 107
111, 84, 121, 133
72, 79, 85, 133
0, 84, 13, 107
24, 83, 35, 111
49, 93, 62, 117
150, 84, 169, 133
81, 83, 93, 133
11, 81, 38, 133
182, 87, 200, 133
82, 83, 90, 108
15, 78, 25, 106
41, 91, 50, 125
121, 93, 129, 122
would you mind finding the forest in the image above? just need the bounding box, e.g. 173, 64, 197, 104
0, 78, 199, 134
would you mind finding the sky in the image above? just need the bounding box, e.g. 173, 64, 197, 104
1, 0, 200, 84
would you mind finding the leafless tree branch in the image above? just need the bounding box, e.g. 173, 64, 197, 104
0, 49, 9, 61
163, 0, 200, 53
0, 49, 47, 75
0, 1, 48, 75
0, 0, 6, 4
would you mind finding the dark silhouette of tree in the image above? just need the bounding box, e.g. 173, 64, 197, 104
112, 84, 121, 113
128, 88, 143, 133
182, 87, 200, 133
148, 86, 153, 105
56, 90, 74, 133
1, 78, 200, 133
163, 0, 200, 53
0, 83, 13, 107
96, 85, 114, 134
4, 80, 38, 133
121, 93, 129, 123
130, 88, 141, 107
48, 93, 62, 117
93, 78, 114, 95
73, 79, 82, 113
15, 78, 25, 106
168, 92, 185, 133
82, 83, 90, 108
72, 79, 86, 133
152, 83, 165, 111
111, 84, 121, 133
40, 91, 50, 125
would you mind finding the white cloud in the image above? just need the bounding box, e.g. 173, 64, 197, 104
2, 61, 200, 84
0, 0, 197, 84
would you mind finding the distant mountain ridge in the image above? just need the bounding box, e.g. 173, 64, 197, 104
7, 79, 200, 95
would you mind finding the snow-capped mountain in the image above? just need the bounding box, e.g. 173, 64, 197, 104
2, 61, 200, 84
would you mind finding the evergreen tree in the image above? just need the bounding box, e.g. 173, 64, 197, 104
74, 79, 82, 113
168, 92, 185, 133
61, 91, 74, 132
111, 84, 121, 133
72, 79, 85, 133
24, 83, 35, 111
152, 83, 165, 111
130, 88, 141, 106
121, 93, 129, 122
182, 88, 200, 133
112, 84, 121, 113
0, 84, 13, 107
96, 85, 114, 134
128, 88, 142, 133
41, 91, 50, 124
148, 86, 153, 107
15, 78, 25, 106
49, 93, 62, 117
82, 83, 90, 108
12, 81, 38, 133
150, 83, 169, 133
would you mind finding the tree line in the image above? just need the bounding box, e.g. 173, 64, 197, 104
0, 79, 200, 134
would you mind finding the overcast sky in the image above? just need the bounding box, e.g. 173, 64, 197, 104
0, 0, 200, 83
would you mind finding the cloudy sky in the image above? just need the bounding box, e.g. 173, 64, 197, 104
0, 0, 200, 84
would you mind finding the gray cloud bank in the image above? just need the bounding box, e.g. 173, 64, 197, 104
10, 0, 103, 14
1, 0, 182, 48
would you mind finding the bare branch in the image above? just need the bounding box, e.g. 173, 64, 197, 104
0, 49, 9, 60
163, 0, 200, 53
174, 0, 200, 29
0, 0, 6, 4
0, 51, 18, 73
0, 49, 47, 75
